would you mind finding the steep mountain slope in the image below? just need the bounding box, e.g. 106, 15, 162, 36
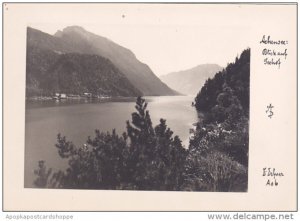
194, 49, 250, 114
26, 26, 177, 96
160, 64, 223, 95
186, 49, 250, 192
26, 44, 141, 97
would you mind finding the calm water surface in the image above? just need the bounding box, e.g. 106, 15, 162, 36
25, 96, 197, 187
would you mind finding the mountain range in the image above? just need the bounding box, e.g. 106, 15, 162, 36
26, 26, 177, 97
160, 64, 223, 95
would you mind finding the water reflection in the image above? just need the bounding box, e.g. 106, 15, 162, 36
24, 96, 197, 187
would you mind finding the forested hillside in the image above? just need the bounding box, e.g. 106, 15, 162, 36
26, 45, 141, 97
194, 49, 250, 115
185, 48, 250, 191
26, 26, 177, 97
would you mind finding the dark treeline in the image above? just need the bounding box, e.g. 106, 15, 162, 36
186, 48, 250, 191
34, 48, 250, 192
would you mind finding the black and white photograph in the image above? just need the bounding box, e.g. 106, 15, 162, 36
3, 2, 297, 212
25, 9, 250, 192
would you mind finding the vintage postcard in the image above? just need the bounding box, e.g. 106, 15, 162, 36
2, 3, 297, 211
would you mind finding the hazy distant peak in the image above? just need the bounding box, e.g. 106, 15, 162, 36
194, 63, 222, 69
160, 63, 223, 95
58, 25, 118, 45
54, 30, 63, 37
62, 25, 87, 33
166, 63, 222, 76
56, 26, 94, 41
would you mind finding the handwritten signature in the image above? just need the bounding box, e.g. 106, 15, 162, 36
262, 167, 284, 186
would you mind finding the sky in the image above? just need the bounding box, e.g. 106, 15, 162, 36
28, 4, 252, 77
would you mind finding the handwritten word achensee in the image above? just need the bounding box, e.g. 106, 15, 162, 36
260, 35, 288, 69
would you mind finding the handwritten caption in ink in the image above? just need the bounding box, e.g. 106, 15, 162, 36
262, 167, 284, 186
260, 35, 288, 69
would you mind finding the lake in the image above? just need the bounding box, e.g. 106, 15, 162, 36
25, 96, 197, 187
